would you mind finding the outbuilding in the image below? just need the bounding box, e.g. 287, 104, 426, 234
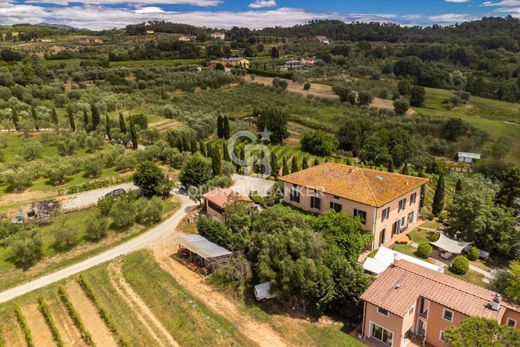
457, 152, 481, 163
176, 234, 232, 273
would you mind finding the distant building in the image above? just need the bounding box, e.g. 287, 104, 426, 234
146, 30, 155, 35
315, 35, 330, 44
457, 152, 481, 164
279, 163, 428, 250
211, 32, 226, 40
178, 35, 195, 42
78, 37, 104, 45
204, 188, 251, 223
285, 60, 304, 70
208, 57, 250, 70
361, 259, 520, 347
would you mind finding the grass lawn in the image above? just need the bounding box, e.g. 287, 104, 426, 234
408, 228, 437, 244
121, 251, 247, 346
446, 268, 488, 288
306, 325, 364, 347
390, 243, 417, 257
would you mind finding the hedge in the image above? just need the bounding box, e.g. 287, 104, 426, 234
467, 246, 480, 261
450, 256, 469, 275
78, 275, 129, 347
58, 287, 95, 346
14, 304, 34, 347
247, 68, 294, 80
38, 297, 64, 347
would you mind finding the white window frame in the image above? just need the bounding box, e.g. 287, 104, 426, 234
439, 330, 446, 341
369, 321, 393, 346
377, 307, 390, 317
507, 318, 517, 328
442, 308, 453, 322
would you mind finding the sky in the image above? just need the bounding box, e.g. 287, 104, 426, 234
0, 0, 519, 30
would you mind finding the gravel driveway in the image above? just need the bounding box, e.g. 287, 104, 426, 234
62, 183, 138, 211
231, 174, 275, 197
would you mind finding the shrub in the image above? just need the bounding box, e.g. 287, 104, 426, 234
416, 242, 432, 259
303, 82, 311, 90
85, 214, 109, 242
467, 246, 480, 261
428, 232, 440, 242
450, 255, 469, 275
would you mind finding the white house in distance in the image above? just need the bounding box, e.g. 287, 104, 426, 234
315, 35, 331, 44
457, 152, 481, 164
211, 32, 226, 40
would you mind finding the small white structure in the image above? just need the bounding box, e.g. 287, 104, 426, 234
211, 32, 226, 40
430, 233, 472, 259
457, 152, 481, 164
363, 246, 443, 275
254, 282, 277, 301
315, 35, 330, 44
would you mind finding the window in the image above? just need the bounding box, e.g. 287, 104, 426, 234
379, 229, 386, 246
408, 307, 414, 316
354, 209, 367, 224
377, 307, 389, 317
290, 186, 300, 203
408, 211, 414, 224
381, 207, 390, 222
507, 318, 517, 328
370, 322, 393, 346
442, 308, 453, 322
439, 330, 447, 342
400, 216, 406, 230
410, 192, 417, 205
330, 202, 342, 213
398, 198, 407, 212
310, 196, 321, 210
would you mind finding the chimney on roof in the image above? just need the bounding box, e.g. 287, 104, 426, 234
491, 293, 502, 311
395, 283, 401, 289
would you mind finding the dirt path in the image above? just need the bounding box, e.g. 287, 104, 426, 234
246, 75, 414, 115
50, 298, 88, 347
108, 259, 178, 347
2, 318, 26, 347
21, 303, 55, 347
65, 281, 117, 347
151, 245, 287, 347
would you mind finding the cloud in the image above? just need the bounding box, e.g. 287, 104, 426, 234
444, 0, 469, 3
428, 13, 475, 22
480, 0, 520, 6
249, 0, 276, 8
25, 0, 222, 6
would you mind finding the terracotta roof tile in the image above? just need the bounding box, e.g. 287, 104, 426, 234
361, 260, 520, 319
279, 163, 428, 207
203, 188, 251, 208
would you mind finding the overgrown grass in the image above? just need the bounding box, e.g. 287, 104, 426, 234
121, 250, 246, 346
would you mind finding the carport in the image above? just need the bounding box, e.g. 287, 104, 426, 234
176, 235, 232, 272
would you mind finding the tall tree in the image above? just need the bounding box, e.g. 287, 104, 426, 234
223, 116, 230, 139
130, 121, 138, 150
432, 173, 445, 216
445, 317, 520, 346
505, 261, 520, 304
31, 107, 39, 131
387, 158, 394, 172
401, 162, 409, 175
496, 168, 520, 209
11, 108, 18, 131
83, 108, 90, 133
133, 161, 167, 197
119, 113, 126, 133
67, 106, 75, 132
210, 145, 222, 176
222, 142, 231, 162
291, 156, 299, 173
282, 156, 289, 176
51, 108, 58, 131
270, 152, 279, 177
256, 108, 288, 144
302, 157, 309, 170
105, 114, 112, 140
90, 103, 100, 130
455, 178, 463, 194
217, 115, 224, 138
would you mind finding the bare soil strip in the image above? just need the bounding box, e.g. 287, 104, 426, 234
50, 298, 88, 347
108, 260, 178, 347
2, 318, 26, 347
21, 304, 55, 347
65, 281, 117, 347
151, 246, 287, 347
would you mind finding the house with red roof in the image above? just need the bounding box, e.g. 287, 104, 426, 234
360, 260, 520, 346
203, 188, 251, 223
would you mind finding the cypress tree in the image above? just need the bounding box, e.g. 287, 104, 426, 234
420, 185, 426, 208
90, 103, 100, 130
83, 108, 90, 132
190, 137, 197, 154
130, 121, 138, 150
51, 108, 59, 132
432, 173, 445, 216
12, 108, 18, 131
313, 158, 320, 166
455, 178, 463, 194
388, 158, 394, 172
200, 142, 207, 157
223, 116, 230, 139
270, 152, 279, 177
210, 145, 222, 176
119, 113, 126, 133
105, 114, 112, 140
302, 157, 309, 170
282, 156, 289, 176
31, 107, 39, 131
222, 142, 231, 161
67, 106, 75, 132
291, 156, 299, 173
217, 115, 224, 138
401, 162, 409, 175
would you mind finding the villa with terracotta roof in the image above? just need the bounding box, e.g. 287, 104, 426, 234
203, 188, 251, 223
360, 259, 520, 346
279, 162, 429, 250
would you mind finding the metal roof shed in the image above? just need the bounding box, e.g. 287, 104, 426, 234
177, 234, 232, 260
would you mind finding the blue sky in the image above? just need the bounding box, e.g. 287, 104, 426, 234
0, 0, 518, 30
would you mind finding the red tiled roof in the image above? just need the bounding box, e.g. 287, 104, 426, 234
203, 188, 251, 208
279, 162, 428, 207
361, 260, 520, 319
